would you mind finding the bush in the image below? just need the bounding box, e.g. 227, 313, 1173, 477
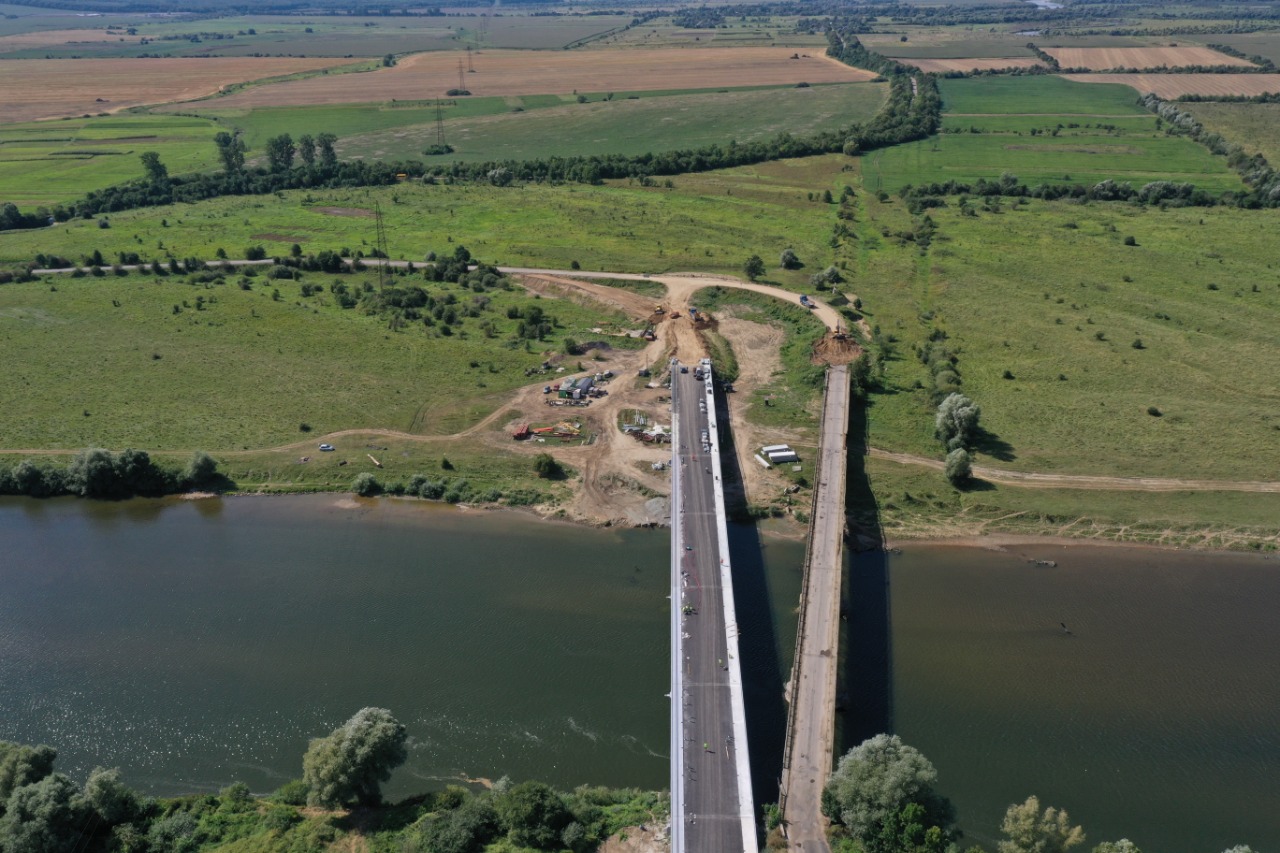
944, 448, 972, 486
352, 472, 381, 497
533, 453, 563, 480
272, 779, 309, 806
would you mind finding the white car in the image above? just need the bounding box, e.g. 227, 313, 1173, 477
318, 443, 335, 452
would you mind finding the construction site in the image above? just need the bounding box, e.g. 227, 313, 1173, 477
479, 270, 862, 527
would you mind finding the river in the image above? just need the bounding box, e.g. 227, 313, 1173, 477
3, 495, 1277, 850
870, 543, 1280, 853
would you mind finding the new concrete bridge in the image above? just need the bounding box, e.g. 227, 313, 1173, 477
669, 358, 757, 853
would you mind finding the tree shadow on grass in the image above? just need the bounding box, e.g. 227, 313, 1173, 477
972, 426, 1016, 462
957, 477, 996, 493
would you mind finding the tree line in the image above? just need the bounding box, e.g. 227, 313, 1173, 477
0, 449, 222, 499
0, 708, 662, 853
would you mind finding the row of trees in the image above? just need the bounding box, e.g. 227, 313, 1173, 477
0, 449, 221, 499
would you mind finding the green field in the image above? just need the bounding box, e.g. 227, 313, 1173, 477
939, 75, 1148, 116
0, 156, 847, 284
340, 84, 888, 165
161, 83, 880, 161
1189, 31, 1280, 66
1184, 101, 1280, 165
0, 266, 637, 450
861, 458, 1280, 551
845, 191, 1280, 480
0, 114, 221, 208
610, 15, 828, 49
863, 130, 1243, 192
863, 76, 1240, 192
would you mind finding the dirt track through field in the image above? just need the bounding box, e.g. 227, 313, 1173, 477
870, 449, 1280, 493
200, 47, 875, 108
1067, 72, 1280, 98
1046, 46, 1255, 70
0, 57, 352, 122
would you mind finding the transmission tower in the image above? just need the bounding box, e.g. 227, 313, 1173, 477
434, 98, 446, 148
373, 201, 389, 291
467, 44, 474, 72
457, 58, 465, 93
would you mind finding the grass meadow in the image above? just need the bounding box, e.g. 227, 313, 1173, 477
863, 76, 1241, 192
0, 114, 221, 208
845, 189, 1280, 480
0, 267, 634, 450
1185, 101, 1280, 165
172, 83, 884, 164
0, 156, 849, 284
938, 75, 1147, 116
339, 84, 887, 165
860, 457, 1280, 551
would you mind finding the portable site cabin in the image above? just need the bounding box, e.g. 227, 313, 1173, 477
761, 444, 791, 455
767, 450, 799, 464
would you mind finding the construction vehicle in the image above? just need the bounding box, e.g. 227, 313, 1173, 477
653, 305, 665, 315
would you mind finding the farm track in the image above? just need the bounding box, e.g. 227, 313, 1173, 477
9, 262, 1280, 496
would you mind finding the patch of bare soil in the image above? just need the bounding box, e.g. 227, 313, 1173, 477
715, 314, 808, 511
599, 824, 668, 853
811, 330, 863, 365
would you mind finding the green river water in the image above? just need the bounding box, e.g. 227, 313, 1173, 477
2, 494, 1277, 851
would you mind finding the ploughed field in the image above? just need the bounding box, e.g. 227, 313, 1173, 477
1068, 73, 1280, 98
203, 47, 876, 108
0, 56, 353, 122
1044, 45, 1256, 69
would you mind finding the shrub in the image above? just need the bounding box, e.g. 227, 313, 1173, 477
352, 472, 381, 497
533, 453, 563, 480
944, 448, 972, 487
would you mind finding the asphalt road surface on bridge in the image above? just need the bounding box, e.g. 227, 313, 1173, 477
671, 365, 749, 853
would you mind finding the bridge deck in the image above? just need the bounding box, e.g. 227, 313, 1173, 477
780, 364, 851, 853
670, 361, 756, 853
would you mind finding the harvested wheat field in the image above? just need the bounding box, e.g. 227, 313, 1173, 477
0, 57, 352, 122
0, 29, 133, 49
1046, 46, 1256, 70
205, 47, 875, 109
1068, 73, 1280, 98
902, 57, 1043, 73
